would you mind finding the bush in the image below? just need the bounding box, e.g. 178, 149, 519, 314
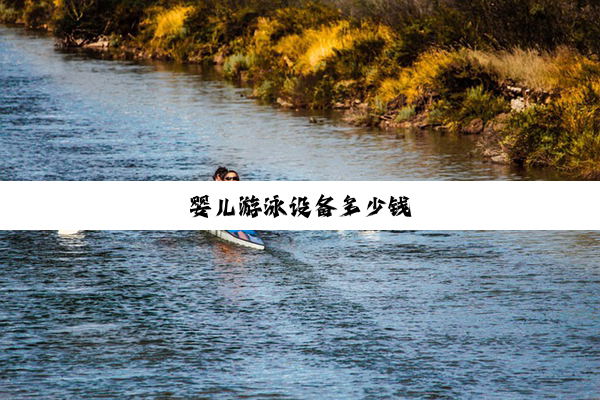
0, 1, 22, 23
53, 0, 131, 45
23, 0, 53, 28
153, 6, 193, 40
458, 85, 509, 123
210, 7, 260, 47
223, 52, 255, 79
395, 105, 416, 122
504, 79, 600, 177
375, 49, 480, 107
268, 2, 339, 41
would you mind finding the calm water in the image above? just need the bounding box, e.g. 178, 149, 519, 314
1, 230, 599, 398
0, 26, 564, 181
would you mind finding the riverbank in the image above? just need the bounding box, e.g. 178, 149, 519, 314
3, 0, 599, 179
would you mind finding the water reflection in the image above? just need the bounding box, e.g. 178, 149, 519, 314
56, 230, 86, 250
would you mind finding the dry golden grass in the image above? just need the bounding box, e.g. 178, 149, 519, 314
375, 46, 600, 109
275, 21, 348, 74
376, 49, 467, 104
468, 47, 600, 91
468, 48, 555, 90
274, 21, 395, 75
153, 6, 194, 39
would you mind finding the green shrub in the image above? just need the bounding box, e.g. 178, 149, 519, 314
503, 80, 600, 177
395, 105, 416, 122
253, 79, 277, 102
0, 1, 22, 23
458, 85, 510, 123
223, 52, 255, 79
23, 0, 53, 29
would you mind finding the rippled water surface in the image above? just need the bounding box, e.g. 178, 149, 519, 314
1, 26, 565, 181
1, 231, 599, 398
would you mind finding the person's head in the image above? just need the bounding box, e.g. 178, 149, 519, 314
224, 170, 239, 181
213, 166, 228, 181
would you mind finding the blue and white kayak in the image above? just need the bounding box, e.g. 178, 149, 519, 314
207, 230, 265, 250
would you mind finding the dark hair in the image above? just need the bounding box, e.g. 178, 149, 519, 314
213, 166, 228, 181
225, 170, 239, 178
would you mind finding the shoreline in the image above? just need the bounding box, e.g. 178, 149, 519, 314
78, 39, 554, 169
2, 1, 599, 179
74, 34, 600, 180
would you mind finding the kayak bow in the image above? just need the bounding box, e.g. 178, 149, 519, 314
207, 230, 265, 250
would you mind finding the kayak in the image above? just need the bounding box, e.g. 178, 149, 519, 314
207, 230, 265, 250
57, 230, 82, 235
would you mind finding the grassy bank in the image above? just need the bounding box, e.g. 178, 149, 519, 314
4, 0, 600, 178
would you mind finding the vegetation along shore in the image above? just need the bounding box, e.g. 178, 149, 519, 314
3, 0, 600, 178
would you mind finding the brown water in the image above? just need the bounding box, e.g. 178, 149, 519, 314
0, 26, 566, 181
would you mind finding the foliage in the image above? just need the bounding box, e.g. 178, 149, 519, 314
12, 0, 600, 177
395, 105, 415, 122
153, 6, 193, 39
504, 79, 600, 178
3, 0, 25, 7
23, 0, 54, 28
264, 20, 390, 105
0, 1, 22, 23
375, 49, 478, 106
326, 0, 600, 55
223, 52, 255, 79
53, 0, 140, 45
457, 85, 509, 123
469, 47, 600, 92
12, 0, 600, 57
469, 48, 556, 91
268, 2, 339, 41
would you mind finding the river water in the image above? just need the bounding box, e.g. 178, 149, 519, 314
1, 26, 565, 181
2, 230, 600, 398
